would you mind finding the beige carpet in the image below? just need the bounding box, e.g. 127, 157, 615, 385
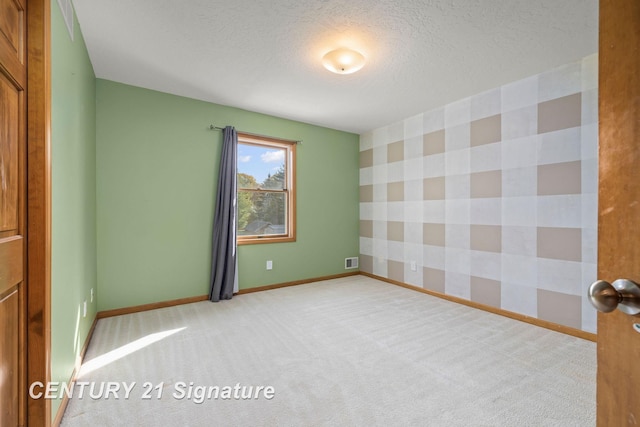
61, 276, 596, 426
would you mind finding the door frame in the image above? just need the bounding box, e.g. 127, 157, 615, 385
26, 0, 52, 425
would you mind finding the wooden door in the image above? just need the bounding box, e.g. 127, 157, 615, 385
0, 0, 27, 425
597, 0, 640, 424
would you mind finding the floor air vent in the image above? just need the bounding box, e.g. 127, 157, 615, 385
345, 257, 359, 269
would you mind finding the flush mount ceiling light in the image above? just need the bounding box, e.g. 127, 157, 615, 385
322, 48, 366, 75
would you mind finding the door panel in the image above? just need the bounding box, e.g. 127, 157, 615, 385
0, 0, 25, 82
0, 72, 20, 235
0, 236, 22, 294
0, 0, 25, 425
597, 0, 640, 424
0, 289, 20, 427
0, 0, 23, 55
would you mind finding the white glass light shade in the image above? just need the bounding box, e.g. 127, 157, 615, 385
322, 48, 365, 74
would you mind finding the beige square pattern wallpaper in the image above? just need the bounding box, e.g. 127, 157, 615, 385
359, 54, 598, 333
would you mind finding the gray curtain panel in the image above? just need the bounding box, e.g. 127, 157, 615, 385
209, 126, 238, 302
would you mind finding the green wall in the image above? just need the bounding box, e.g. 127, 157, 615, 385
51, 0, 97, 420
96, 80, 360, 311
49, 5, 359, 422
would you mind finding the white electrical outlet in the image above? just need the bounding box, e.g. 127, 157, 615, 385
410, 260, 417, 271
266, 260, 273, 270
83, 300, 87, 317
90, 288, 94, 303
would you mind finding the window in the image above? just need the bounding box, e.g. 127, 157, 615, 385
237, 133, 296, 244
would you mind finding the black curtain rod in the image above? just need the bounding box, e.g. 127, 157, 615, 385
209, 125, 302, 144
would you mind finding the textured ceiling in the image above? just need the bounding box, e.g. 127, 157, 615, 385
72, 0, 597, 134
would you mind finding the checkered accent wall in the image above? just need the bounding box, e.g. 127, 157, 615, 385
359, 54, 598, 333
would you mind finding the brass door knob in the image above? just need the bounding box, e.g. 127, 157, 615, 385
589, 279, 640, 316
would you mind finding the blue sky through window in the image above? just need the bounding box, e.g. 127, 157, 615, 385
238, 144, 285, 184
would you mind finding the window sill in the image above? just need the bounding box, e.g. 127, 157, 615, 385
238, 236, 296, 245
